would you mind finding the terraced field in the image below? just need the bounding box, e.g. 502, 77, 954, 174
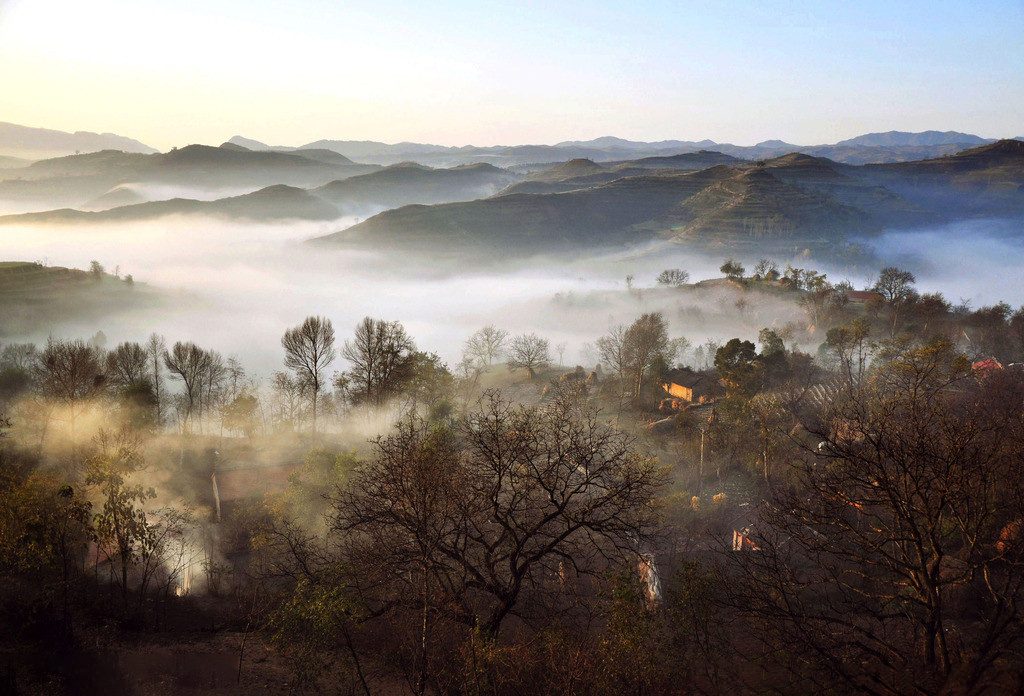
0, 261, 159, 337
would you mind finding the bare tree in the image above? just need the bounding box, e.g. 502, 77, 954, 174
555, 341, 568, 366
146, 334, 166, 424
36, 338, 105, 443
333, 391, 665, 647
463, 325, 509, 367
282, 316, 336, 437
0, 342, 38, 371
106, 342, 148, 391
342, 317, 415, 408
623, 312, 673, 397
728, 341, 1024, 695
597, 325, 631, 404
163, 342, 212, 432
656, 268, 690, 287
507, 333, 550, 379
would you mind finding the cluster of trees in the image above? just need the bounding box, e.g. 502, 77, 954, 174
6, 261, 1024, 693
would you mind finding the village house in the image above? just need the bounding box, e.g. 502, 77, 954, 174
844, 289, 883, 306
661, 367, 717, 405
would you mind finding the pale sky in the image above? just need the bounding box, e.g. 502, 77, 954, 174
0, 0, 1021, 150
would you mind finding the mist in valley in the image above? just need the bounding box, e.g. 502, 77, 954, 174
3, 209, 1021, 383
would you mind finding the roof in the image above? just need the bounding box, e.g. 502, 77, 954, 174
664, 367, 713, 390
845, 290, 883, 303
972, 357, 1003, 374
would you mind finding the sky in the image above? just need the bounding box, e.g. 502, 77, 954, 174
0, 0, 1022, 150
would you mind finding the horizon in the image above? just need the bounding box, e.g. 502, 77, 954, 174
1, 0, 1021, 151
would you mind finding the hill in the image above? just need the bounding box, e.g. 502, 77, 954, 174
0, 121, 157, 160
311, 166, 739, 256
0, 185, 340, 224
0, 145, 378, 211
310, 143, 1024, 260
526, 159, 607, 182
313, 162, 518, 213
0, 261, 161, 337
81, 185, 149, 211
860, 139, 1024, 216
673, 167, 870, 241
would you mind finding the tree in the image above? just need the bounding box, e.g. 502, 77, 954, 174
282, 316, 336, 437
714, 338, 763, 396
728, 341, 1024, 695
656, 269, 690, 287
342, 317, 416, 409
720, 258, 744, 280
506, 333, 550, 379
85, 446, 156, 611
333, 392, 665, 644
555, 341, 568, 366
163, 342, 212, 432
463, 325, 509, 367
222, 392, 260, 441
270, 371, 307, 431
873, 266, 918, 337
106, 342, 148, 391
753, 258, 779, 280
89, 260, 104, 280
36, 338, 105, 444
146, 334, 166, 425
623, 312, 673, 397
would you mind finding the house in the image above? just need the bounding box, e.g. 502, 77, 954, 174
662, 368, 717, 404
844, 290, 883, 305
972, 357, 1003, 377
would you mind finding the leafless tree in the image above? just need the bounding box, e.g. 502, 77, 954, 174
342, 317, 415, 408
36, 337, 105, 443
146, 333, 166, 424
106, 342, 148, 391
163, 342, 212, 432
506, 333, 550, 379
656, 268, 690, 287
623, 312, 673, 397
463, 325, 508, 367
0, 342, 38, 371
332, 391, 665, 653
282, 316, 336, 437
727, 341, 1024, 696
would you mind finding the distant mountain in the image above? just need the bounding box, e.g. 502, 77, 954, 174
527, 159, 607, 182
0, 185, 339, 224
836, 130, 990, 148
311, 141, 1024, 259
502, 151, 745, 195
0, 145, 378, 211
0, 155, 32, 169
313, 162, 518, 213
860, 139, 1024, 216
754, 140, 797, 149
311, 165, 738, 256
610, 150, 742, 171
81, 185, 148, 211
228, 131, 1004, 168
553, 136, 717, 151
0, 121, 157, 160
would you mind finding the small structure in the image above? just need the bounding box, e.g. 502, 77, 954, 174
972, 357, 1003, 378
844, 290, 883, 305
732, 529, 760, 551
662, 367, 716, 404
